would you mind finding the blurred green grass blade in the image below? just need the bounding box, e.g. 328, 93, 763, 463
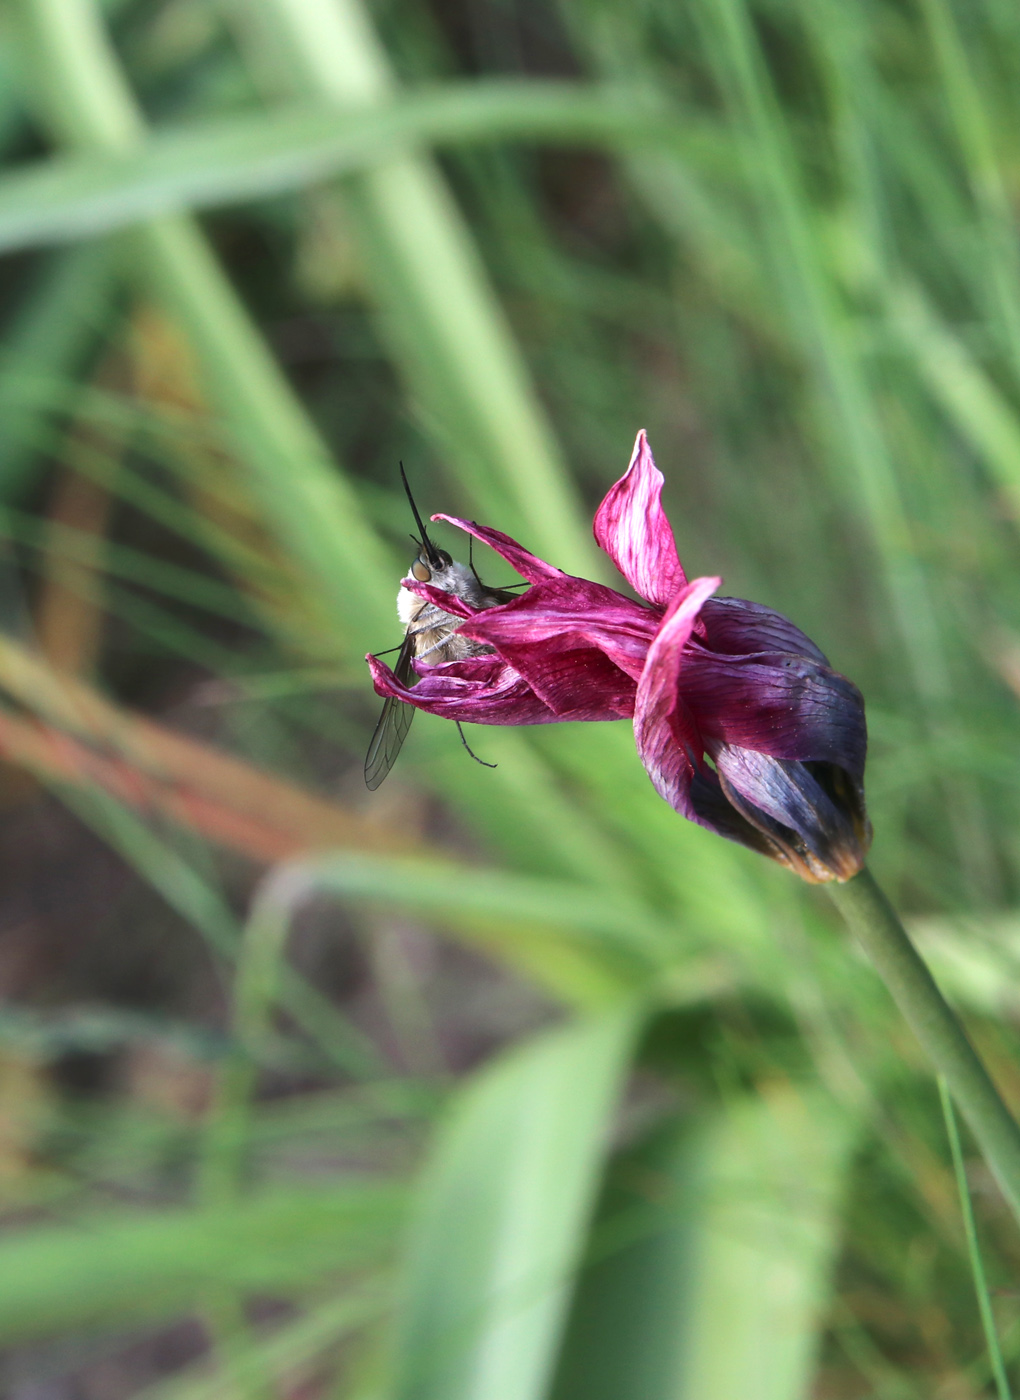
0, 505, 262, 624
134, 1287, 388, 1400
0, 85, 685, 252
527, 723, 771, 940
19, 0, 395, 654
553, 1088, 855, 1400
912, 910, 1020, 1020
919, 0, 1020, 378
238, 0, 600, 578
385, 1006, 639, 1400
887, 281, 1020, 518
422, 725, 658, 902
803, 3, 1020, 533
691, 0, 949, 707
938, 1077, 1013, 1400
252, 852, 675, 1009
0, 243, 119, 500
0, 1182, 403, 1343
0, 22, 28, 148
58, 785, 384, 1077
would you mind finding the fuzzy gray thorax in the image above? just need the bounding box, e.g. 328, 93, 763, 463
398, 558, 504, 666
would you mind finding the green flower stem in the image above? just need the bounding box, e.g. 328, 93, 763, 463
828, 867, 1020, 1224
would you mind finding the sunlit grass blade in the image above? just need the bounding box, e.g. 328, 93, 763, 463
385, 1006, 639, 1400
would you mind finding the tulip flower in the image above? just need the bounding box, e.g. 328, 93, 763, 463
369, 431, 870, 882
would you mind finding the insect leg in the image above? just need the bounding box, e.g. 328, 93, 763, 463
455, 722, 497, 770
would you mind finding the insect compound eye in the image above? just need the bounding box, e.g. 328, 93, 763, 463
411, 560, 432, 582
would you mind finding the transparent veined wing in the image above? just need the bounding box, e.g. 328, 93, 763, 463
364, 634, 416, 790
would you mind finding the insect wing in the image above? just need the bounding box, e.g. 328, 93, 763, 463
364, 634, 417, 790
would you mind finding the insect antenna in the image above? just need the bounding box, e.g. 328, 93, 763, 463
456, 722, 497, 770
400, 462, 442, 566
468, 536, 484, 588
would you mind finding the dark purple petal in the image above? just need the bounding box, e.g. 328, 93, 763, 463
367, 653, 561, 725
431, 515, 564, 584
710, 744, 871, 883
687, 766, 794, 862
698, 596, 828, 664
460, 577, 658, 682
632, 576, 721, 816
593, 431, 688, 607
682, 650, 867, 779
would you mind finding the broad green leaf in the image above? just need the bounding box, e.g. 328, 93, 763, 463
0, 1182, 404, 1342
552, 1087, 857, 1400
385, 1005, 640, 1400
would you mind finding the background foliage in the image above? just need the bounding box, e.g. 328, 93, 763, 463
1, 0, 1020, 1394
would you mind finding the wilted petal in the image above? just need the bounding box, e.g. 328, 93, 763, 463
711, 744, 871, 882
480, 645, 636, 719
400, 578, 476, 619
682, 649, 867, 777
431, 515, 564, 584
367, 653, 560, 725
687, 766, 794, 862
699, 596, 828, 664
632, 576, 721, 815
461, 578, 658, 682
593, 431, 688, 607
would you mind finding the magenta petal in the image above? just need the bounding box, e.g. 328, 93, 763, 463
461, 639, 636, 719
593, 431, 688, 607
633, 575, 721, 815
460, 577, 659, 682
400, 578, 477, 619
431, 515, 563, 584
367, 653, 559, 725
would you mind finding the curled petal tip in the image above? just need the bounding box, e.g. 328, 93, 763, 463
593, 433, 688, 607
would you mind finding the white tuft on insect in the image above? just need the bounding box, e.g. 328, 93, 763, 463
364, 467, 519, 789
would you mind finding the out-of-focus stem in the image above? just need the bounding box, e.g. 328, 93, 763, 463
828, 868, 1020, 1225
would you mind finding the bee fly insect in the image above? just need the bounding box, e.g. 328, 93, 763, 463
364, 467, 519, 790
